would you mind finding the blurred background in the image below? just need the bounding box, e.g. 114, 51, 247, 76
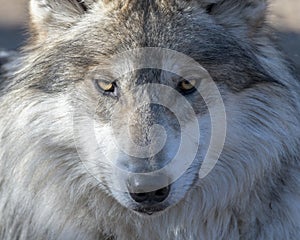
0, 0, 299, 73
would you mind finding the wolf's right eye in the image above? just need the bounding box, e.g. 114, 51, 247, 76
94, 80, 118, 97
177, 79, 197, 95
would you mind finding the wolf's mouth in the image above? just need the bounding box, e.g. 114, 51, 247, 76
132, 205, 168, 215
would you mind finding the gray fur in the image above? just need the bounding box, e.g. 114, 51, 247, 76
1, 0, 300, 239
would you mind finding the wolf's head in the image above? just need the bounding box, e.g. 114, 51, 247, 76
19, 0, 298, 216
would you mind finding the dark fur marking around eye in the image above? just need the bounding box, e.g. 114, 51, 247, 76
76, 0, 88, 12
205, 3, 216, 14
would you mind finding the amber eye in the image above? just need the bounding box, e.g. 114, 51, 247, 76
178, 80, 197, 94
94, 80, 118, 97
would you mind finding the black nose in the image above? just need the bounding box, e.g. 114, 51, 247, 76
127, 175, 170, 204
129, 186, 170, 203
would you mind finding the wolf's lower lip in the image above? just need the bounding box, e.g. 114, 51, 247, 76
133, 206, 167, 215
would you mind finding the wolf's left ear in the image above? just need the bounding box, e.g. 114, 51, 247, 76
29, 0, 97, 41
203, 0, 268, 35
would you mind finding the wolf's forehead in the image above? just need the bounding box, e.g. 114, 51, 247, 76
74, 6, 230, 62
75, 1, 207, 50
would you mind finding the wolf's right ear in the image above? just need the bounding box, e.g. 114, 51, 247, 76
201, 0, 268, 36
29, 0, 97, 41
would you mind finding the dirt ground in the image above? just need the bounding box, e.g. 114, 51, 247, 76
0, 0, 299, 72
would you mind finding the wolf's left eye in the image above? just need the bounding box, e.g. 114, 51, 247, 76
178, 80, 197, 94
94, 80, 118, 97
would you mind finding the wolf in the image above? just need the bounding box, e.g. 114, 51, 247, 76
1, 0, 300, 239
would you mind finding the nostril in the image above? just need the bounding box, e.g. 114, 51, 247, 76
130, 192, 149, 203
153, 186, 170, 202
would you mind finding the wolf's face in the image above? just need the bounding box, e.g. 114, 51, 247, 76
71, 48, 214, 214
23, 0, 285, 215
